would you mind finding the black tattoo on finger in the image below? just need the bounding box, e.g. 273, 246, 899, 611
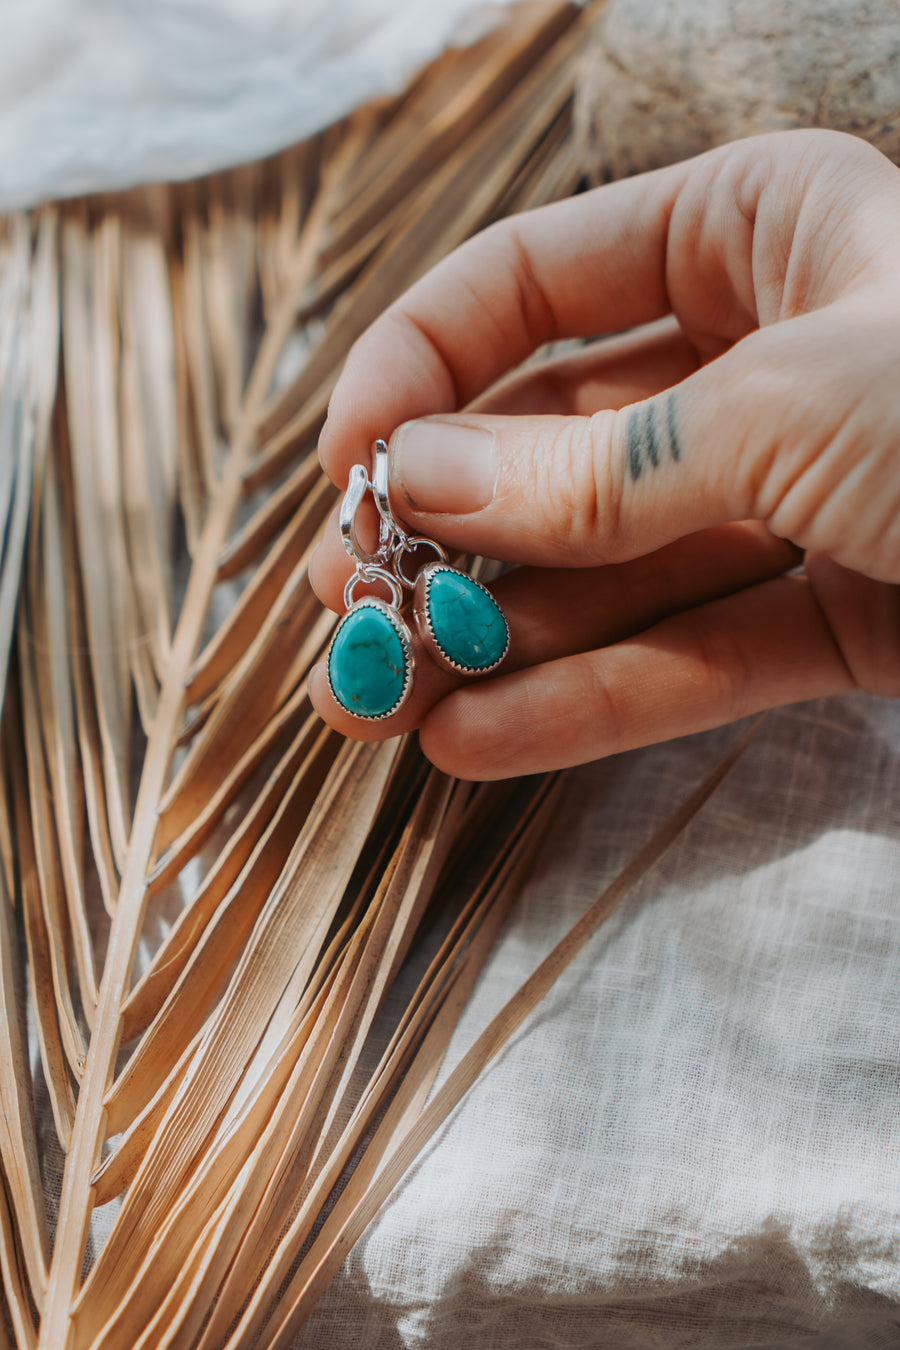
626, 393, 683, 482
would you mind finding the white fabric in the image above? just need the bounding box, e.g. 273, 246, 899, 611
295, 692, 900, 1348
0, 0, 520, 211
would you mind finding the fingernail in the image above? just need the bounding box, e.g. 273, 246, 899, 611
390, 417, 497, 514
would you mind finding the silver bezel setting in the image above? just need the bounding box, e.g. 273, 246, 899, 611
413, 563, 510, 676
326, 598, 414, 720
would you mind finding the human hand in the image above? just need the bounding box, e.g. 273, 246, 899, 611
309, 129, 900, 779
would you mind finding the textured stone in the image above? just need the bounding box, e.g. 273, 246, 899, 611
425, 568, 508, 673
328, 603, 409, 718
576, 0, 900, 180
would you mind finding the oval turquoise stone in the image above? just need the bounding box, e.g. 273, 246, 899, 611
328, 604, 409, 718
426, 569, 508, 672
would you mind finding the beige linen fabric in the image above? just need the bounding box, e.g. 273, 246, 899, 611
295, 692, 900, 1349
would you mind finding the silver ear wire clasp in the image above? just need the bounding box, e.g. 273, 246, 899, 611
371, 438, 449, 587
374, 435, 509, 676
339, 462, 394, 569
327, 435, 510, 721
371, 438, 408, 547
329, 459, 414, 720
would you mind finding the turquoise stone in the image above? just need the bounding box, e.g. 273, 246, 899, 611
328, 603, 409, 718
426, 568, 508, 672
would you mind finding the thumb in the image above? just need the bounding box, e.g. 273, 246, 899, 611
385, 317, 834, 566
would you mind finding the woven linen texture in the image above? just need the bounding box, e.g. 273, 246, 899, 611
295, 692, 900, 1349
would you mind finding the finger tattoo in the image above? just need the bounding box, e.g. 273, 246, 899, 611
626, 393, 683, 482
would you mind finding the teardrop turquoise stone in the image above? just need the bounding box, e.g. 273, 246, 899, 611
426, 569, 508, 672
328, 604, 409, 718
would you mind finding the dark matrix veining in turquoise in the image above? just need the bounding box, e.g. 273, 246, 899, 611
327, 601, 412, 718
418, 566, 509, 674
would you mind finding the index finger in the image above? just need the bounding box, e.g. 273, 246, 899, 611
319, 130, 900, 487
318, 158, 693, 485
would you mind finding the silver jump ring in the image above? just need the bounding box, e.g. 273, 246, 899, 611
343, 565, 404, 612
392, 535, 449, 590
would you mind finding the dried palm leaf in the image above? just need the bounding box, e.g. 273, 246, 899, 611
0, 802, 49, 1314
0, 4, 762, 1347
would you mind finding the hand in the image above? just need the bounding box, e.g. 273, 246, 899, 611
309, 129, 900, 779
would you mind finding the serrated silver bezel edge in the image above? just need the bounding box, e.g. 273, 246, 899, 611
326, 597, 414, 720
416, 564, 510, 676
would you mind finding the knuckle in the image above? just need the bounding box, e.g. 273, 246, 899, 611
846, 603, 900, 701
504, 222, 558, 349
807, 557, 900, 700
763, 434, 850, 548
846, 652, 900, 701
591, 409, 627, 553
535, 411, 621, 560
582, 658, 629, 756
679, 609, 754, 726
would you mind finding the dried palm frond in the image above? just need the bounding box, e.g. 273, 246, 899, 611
0, 3, 755, 1346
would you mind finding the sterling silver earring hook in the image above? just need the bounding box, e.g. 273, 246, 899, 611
328, 434, 509, 718
329, 452, 414, 721
371, 438, 449, 586
339, 461, 394, 568
371, 439, 407, 543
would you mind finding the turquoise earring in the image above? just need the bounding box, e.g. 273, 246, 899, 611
412, 563, 509, 676
326, 441, 508, 719
327, 573, 414, 720
372, 438, 509, 674
326, 460, 414, 720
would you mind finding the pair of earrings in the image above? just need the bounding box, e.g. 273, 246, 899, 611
326, 440, 509, 720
